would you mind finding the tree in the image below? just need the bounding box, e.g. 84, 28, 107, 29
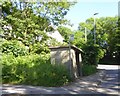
0, 1, 76, 53
77, 16, 119, 64
57, 26, 73, 42
11, 1, 75, 26
115, 17, 120, 51
78, 16, 118, 50
1, 2, 48, 46
78, 18, 95, 45
73, 30, 85, 48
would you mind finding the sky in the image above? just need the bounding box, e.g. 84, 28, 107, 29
64, 0, 119, 30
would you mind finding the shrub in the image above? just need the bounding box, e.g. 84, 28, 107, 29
82, 64, 97, 76
30, 42, 50, 54
2, 53, 71, 87
82, 44, 105, 65
1, 40, 28, 57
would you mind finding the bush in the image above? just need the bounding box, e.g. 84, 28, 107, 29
30, 43, 50, 54
1, 40, 28, 57
82, 44, 105, 65
82, 64, 97, 76
2, 53, 71, 87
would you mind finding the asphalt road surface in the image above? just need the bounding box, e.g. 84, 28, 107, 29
96, 64, 120, 95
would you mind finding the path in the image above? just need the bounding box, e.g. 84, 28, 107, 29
95, 64, 120, 95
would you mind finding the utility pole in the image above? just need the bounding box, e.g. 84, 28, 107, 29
68, 34, 74, 79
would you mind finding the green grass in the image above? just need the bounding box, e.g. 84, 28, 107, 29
82, 64, 97, 76
2, 54, 72, 87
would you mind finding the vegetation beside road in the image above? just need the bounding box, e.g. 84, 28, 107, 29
1, 1, 119, 86
82, 65, 97, 76
1, 1, 74, 87
2, 53, 71, 87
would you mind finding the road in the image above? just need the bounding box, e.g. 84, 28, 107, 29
95, 64, 120, 95
1, 64, 120, 95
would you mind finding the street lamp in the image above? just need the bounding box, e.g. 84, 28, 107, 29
93, 13, 98, 44
69, 34, 74, 78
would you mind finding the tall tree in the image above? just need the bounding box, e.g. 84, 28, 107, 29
11, 1, 75, 26
1, 1, 75, 48
78, 16, 118, 50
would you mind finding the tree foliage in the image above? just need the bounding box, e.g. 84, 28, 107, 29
1, 1, 75, 86
82, 44, 105, 65
1, 1, 75, 53
57, 26, 73, 42
73, 30, 85, 48
77, 16, 119, 64
78, 17, 118, 51
1, 40, 28, 57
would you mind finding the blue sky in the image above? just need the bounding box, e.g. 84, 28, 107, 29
64, 0, 119, 30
